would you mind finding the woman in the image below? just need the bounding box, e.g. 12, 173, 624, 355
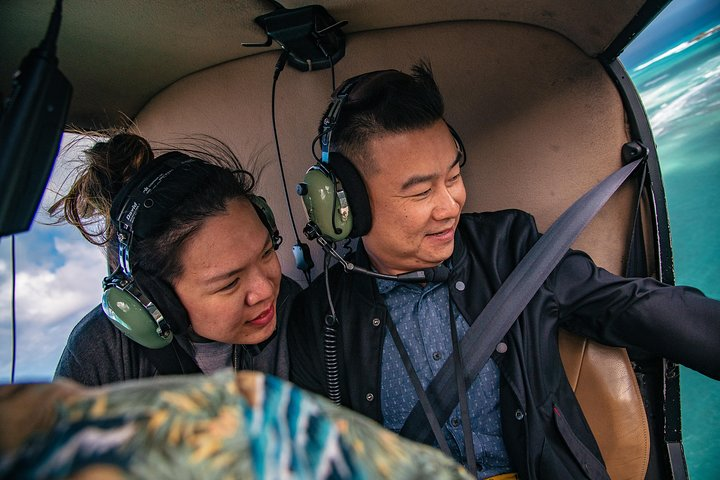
50, 131, 300, 385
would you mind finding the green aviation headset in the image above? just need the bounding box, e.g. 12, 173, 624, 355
102, 152, 281, 349
297, 69, 466, 242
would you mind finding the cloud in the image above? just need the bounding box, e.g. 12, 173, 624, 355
12, 237, 106, 324
632, 25, 720, 72
0, 134, 108, 382
0, 231, 106, 382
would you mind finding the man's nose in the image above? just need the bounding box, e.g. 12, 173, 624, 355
433, 186, 462, 219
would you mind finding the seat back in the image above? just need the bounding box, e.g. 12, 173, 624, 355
134, 20, 651, 479
560, 331, 650, 479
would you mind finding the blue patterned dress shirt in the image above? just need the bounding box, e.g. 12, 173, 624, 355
377, 278, 511, 478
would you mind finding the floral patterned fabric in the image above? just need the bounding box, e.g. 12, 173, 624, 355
0, 370, 471, 479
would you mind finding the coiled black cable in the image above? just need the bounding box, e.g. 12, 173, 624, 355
321, 55, 342, 405
323, 249, 342, 404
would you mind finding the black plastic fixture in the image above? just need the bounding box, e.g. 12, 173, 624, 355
0, 0, 72, 236
243, 3, 347, 71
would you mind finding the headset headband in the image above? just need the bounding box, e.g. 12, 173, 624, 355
321, 77, 360, 163
110, 152, 199, 275
110, 152, 187, 275
320, 69, 404, 163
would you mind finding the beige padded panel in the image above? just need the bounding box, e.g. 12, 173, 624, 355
560, 331, 650, 480
136, 20, 635, 283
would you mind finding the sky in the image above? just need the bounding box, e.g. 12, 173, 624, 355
0, 0, 717, 383
0, 137, 107, 382
620, 0, 720, 67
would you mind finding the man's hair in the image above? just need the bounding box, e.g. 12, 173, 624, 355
321, 61, 445, 177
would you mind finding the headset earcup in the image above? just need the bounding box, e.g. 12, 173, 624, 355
299, 165, 353, 241
328, 153, 372, 237
102, 275, 174, 349
133, 270, 190, 336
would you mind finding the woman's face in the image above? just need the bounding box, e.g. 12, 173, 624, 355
173, 198, 281, 345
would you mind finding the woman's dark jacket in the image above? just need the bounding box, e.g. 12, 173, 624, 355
55, 275, 301, 385
288, 210, 720, 479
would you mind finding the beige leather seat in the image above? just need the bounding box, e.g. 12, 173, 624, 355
560, 332, 650, 480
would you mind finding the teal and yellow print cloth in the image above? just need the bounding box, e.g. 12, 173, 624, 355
0, 370, 471, 479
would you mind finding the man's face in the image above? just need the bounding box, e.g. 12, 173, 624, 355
362, 119, 466, 275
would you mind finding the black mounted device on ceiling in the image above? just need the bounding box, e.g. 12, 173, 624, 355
0, 0, 72, 237
243, 2, 347, 71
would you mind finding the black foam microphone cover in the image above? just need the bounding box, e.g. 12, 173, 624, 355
394, 265, 450, 283
423, 265, 450, 283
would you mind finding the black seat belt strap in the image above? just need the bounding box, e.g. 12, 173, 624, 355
401, 157, 645, 444
385, 316, 453, 455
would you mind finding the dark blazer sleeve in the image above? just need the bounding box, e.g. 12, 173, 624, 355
552, 251, 720, 380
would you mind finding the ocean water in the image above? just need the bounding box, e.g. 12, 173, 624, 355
625, 25, 720, 480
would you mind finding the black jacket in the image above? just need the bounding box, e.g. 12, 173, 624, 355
288, 210, 720, 479
56, 275, 301, 385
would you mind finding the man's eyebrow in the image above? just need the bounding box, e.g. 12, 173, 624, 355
400, 154, 462, 191
401, 172, 436, 191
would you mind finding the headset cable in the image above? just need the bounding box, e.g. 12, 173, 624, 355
270, 50, 314, 284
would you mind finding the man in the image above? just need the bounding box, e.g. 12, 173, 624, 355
288, 63, 720, 479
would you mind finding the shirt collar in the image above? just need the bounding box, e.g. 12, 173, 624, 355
376, 277, 403, 295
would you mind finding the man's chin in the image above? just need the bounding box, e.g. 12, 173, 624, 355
412, 253, 453, 273
425, 243, 455, 263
